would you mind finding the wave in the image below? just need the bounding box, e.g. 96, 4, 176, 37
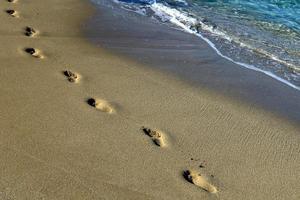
94, 0, 300, 91
149, 3, 300, 90
151, 3, 300, 91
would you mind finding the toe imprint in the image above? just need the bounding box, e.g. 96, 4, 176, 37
142, 127, 166, 147
64, 70, 79, 83
25, 26, 37, 37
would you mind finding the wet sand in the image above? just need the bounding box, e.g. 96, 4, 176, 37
85, 0, 300, 123
0, 0, 299, 199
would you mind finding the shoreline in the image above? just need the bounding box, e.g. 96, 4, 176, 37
86, 0, 300, 124
115, 1, 300, 91
0, 0, 299, 199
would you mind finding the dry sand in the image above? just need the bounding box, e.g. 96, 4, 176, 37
0, 0, 299, 199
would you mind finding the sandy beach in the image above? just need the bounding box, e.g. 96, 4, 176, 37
0, 0, 299, 199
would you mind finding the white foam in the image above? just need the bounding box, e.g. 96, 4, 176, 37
149, 3, 300, 91
95, 0, 300, 91
172, 0, 188, 6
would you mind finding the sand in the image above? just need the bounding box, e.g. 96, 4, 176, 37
0, 0, 299, 199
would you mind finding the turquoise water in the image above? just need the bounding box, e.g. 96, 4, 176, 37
95, 0, 300, 89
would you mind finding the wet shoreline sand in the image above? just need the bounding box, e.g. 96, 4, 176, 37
86, 0, 300, 123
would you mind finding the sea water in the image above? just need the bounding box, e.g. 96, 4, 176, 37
92, 0, 300, 90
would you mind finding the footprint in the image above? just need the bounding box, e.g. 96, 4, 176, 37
25, 26, 37, 37
64, 70, 80, 83
6, 9, 18, 17
7, 0, 18, 2
142, 127, 166, 147
183, 170, 217, 193
87, 98, 114, 114
24, 48, 44, 58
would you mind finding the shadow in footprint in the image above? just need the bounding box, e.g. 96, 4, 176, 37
183, 170, 217, 193
25, 26, 37, 37
6, 9, 18, 17
87, 98, 114, 114
142, 127, 166, 147
24, 48, 43, 58
63, 70, 80, 83
8, 0, 18, 2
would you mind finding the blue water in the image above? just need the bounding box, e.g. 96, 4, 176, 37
96, 0, 300, 89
